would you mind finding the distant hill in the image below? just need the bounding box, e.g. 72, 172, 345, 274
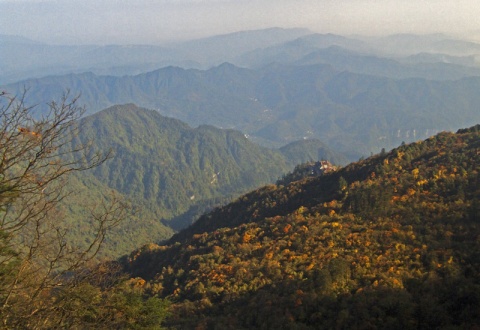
235, 33, 480, 79
173, 27, 312, 67
0, 34, 190, 84
3, 29, 480, 85
5, 62, 480, 159
367, 33, 480, 56
294, 46, 480, 80
0, 28, 311, 84
125, 125, 480, 329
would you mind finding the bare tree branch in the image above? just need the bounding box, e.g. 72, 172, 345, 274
0, 91, 126, 328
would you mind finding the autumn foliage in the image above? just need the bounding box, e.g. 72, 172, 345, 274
126, 125, 480, 329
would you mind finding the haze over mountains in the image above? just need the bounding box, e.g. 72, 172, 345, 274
2, 29, 480, 84
4, 63, 480, 159
0, 28, 311, 84
3, 27, 480, 257
3, 28, 480, 160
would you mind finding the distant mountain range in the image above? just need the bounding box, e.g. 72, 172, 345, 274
0, 28, 311, 84
63, 104, 345, 257
4, 62, 480, 159
4, 28, 480, 159
2, 28, 480, 85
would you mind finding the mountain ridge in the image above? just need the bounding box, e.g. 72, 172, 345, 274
3, 29, 480, 85
6, 62, 480, 159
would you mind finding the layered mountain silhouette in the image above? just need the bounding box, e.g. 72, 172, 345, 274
3, 29, 480, 84
5, 62, 480, 159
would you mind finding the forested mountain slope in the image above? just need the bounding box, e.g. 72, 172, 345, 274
279, 138, 347, 165
50, 103, 343, 258
126, 125, 480, 329
70, 104, 343, 240
75, 104, 337, 219
57, 171, 175, 259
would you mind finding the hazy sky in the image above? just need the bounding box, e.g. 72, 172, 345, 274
1, 0, 479, 44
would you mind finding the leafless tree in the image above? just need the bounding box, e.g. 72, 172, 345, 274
0, 90, 127, 328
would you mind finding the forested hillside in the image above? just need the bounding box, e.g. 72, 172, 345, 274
126, 125, 480, 329
75, 104, 343, 218
60, 103, 344, 257
56, 171, 175, 259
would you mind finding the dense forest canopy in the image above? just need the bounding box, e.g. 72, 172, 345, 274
60, 103, 345, 257
126, 125, 480, 329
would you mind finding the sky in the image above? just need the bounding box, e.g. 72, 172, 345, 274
1, 0, 479, 45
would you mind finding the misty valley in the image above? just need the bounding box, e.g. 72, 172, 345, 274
1, 28, 480, 329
